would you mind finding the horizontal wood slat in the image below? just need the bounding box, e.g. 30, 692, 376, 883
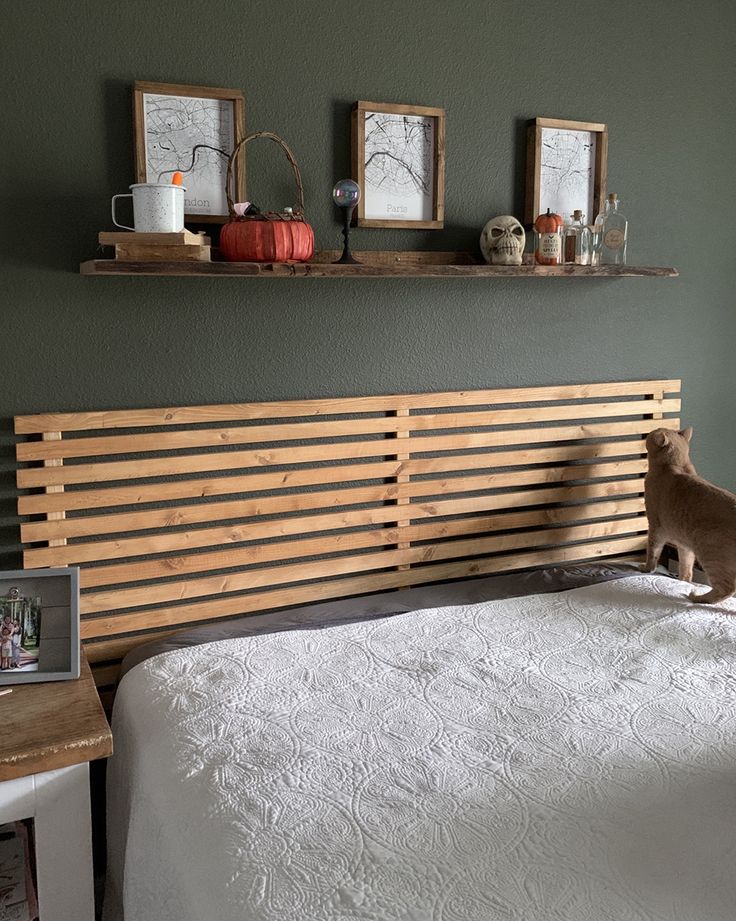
14, 380, 680, 680
81, 515, 646, 616
16, 399, 680, 462
22, 479, 645, 567
20, 461, 648, 544
14, 380, 681, 433
80, 532, 649, 640
16, 418, 678, 489
84, 544, 649, 666
77, 496, 646, 589
18, 449, 647, 516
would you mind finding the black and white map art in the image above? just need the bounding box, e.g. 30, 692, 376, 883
539, 127, 596, 221
143, 93, 235, 216
363, 111, 435, 222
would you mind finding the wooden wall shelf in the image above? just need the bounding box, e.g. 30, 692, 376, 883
80, 250, 678, 279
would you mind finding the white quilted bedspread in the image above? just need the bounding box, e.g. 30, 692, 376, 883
104, 574, 736, 921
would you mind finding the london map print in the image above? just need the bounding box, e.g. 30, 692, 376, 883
363, 111, 435, 222
143, 93, 236, 216
539, 127, 597, 222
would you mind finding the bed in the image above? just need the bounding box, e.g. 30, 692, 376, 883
17, 379, 732, 919
102, 568, 736, 921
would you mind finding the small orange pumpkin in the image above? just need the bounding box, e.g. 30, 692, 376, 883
534, 208, 564, 266
220, 132, 315, 264
220, 216, 314, 263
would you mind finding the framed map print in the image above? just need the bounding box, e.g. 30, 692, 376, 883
525, 117, 608, 226
352, 101, 445, 229
133, 81, 245, 223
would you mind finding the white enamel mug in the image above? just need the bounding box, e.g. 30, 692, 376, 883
111, 183, 186, 233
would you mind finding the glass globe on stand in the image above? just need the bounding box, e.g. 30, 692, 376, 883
332, 179, 361, 264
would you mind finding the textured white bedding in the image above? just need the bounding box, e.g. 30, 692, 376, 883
104, 574, 736, 921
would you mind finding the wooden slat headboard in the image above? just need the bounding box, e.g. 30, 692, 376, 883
14, 379, 680, 687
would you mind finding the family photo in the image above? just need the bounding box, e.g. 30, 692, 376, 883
0, 588, 41, 672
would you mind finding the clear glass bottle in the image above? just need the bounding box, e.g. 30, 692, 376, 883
563, 209, 593, 265
593, 193, 628, 265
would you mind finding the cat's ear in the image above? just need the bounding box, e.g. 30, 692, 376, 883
680, 426, 693, 443
651, 431, 668, 448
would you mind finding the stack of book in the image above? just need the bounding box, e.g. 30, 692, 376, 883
99, 230, 211, 262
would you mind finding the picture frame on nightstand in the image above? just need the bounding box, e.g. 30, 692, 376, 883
0, 568, 80, 685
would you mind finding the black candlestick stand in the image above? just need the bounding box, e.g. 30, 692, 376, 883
334, 206, 360, 264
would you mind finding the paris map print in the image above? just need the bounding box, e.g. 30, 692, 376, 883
363, 111, 435, 221
539, 127, 597, 222
143, 92, 235, 216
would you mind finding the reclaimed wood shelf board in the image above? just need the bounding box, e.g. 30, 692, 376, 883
80, 250, 678, 278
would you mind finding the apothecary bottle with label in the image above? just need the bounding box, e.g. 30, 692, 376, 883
563, 210, 593, 265
593, 193, 628, 265
534, 208, 564, 266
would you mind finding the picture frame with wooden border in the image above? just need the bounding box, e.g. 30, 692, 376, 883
133, 81, 246, 224
0, 568, 80, 685
525, 117, 608, 226
352, 101, 445, 229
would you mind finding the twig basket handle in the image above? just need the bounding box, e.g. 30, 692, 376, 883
226, 131, 306, 219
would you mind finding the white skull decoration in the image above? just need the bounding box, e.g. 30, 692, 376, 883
480, 215, 526, 266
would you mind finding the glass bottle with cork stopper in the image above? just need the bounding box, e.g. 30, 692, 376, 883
593, 192, 628, 265
564, 210, 593, 265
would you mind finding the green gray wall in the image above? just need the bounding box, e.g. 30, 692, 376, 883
2, 1, 735, 567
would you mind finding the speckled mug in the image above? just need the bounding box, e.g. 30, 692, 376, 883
111, 183, 185, 233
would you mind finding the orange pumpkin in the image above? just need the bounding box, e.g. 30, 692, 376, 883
534, 208, 564, 265
220, 217, 314, 263
220, 131, 315, 264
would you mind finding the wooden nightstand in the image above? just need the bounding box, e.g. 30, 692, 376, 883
0, 649, 112, 920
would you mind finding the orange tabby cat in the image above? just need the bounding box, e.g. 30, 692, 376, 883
644, 426, 736, 604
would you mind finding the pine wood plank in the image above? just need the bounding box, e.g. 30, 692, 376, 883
17, 419, 679, 489
21, 474, 645, 546
14, 380, 680, 434
80, 531, 648, 639
22, 456, 647, 543
15, 399, 680, 462
24, 480, 645, 570
80, 513, 646, 615
78, 495, 645, 589
83, 542, 648, 665
18, 449, 650, 516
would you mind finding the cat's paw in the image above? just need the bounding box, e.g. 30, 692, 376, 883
688, 590, 706, 603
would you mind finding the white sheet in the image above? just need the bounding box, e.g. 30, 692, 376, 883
104, 574, 736, 920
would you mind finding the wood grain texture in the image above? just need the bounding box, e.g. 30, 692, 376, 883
16, 399, 679, 461
15, 379, 681, 432
14, 381, 680, 675
0, 651, 112, 782
79, 259, 679, 278
16, 419, 678, 488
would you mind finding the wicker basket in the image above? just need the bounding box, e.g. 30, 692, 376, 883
219, 131, 314, 263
